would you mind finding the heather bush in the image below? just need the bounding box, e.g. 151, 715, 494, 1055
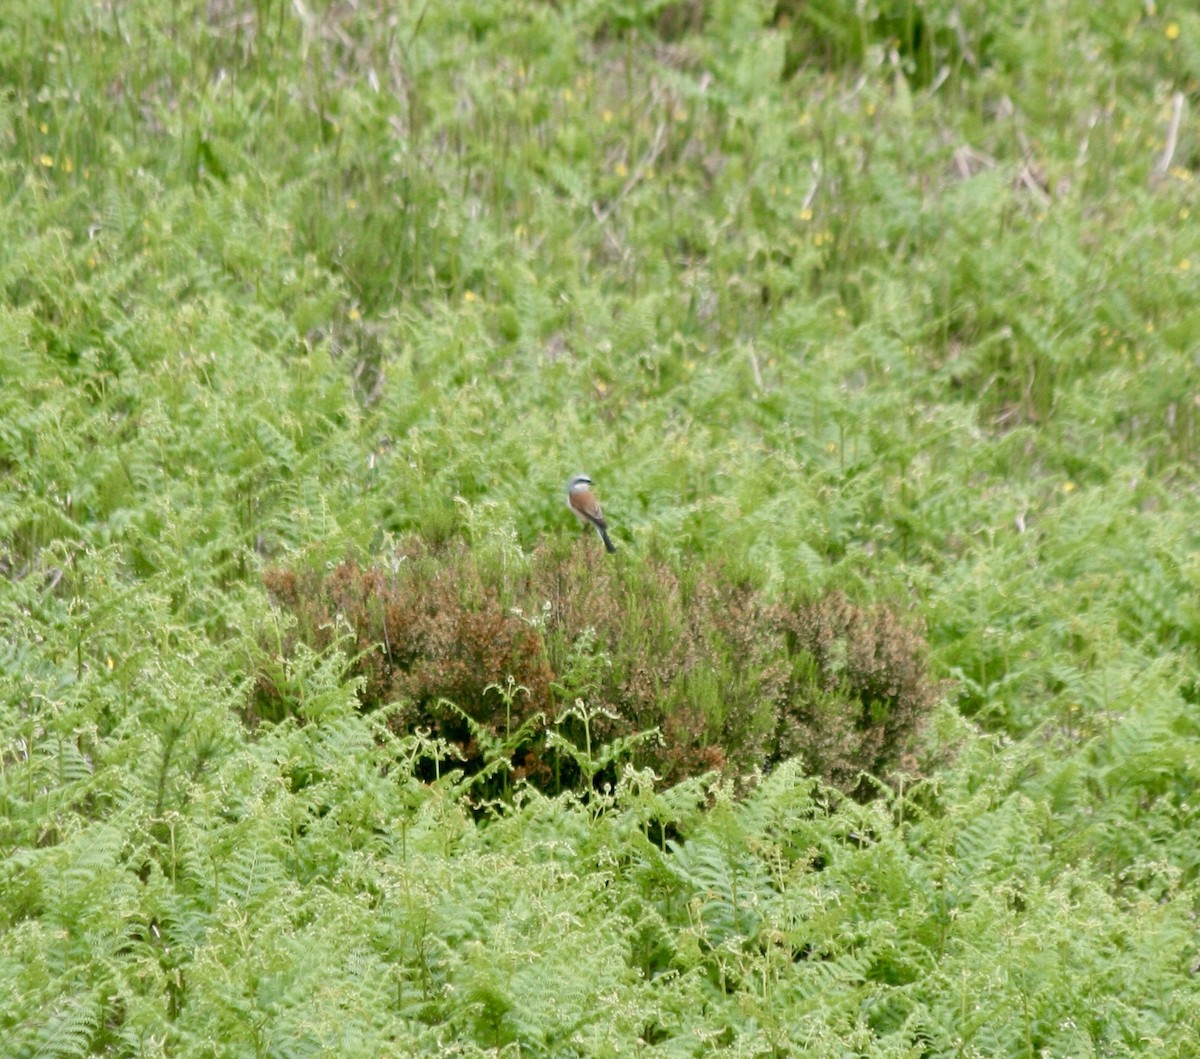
260, 543, 554, 775
774, 592, 947, 794
259, 539, 943, 794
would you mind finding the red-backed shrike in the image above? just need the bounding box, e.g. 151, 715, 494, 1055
566, 474, 616, 553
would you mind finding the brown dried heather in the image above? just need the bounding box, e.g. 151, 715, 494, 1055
773, 592, 945, 793
262, 543, 553, 764
528, 542, 782, 784
259, 541, 944, 795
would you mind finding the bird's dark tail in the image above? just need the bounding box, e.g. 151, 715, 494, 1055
598, 526, 617, 554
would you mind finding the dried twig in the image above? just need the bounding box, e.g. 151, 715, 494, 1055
1014, 124, 1051, 205
950, 144, 995, 180
747, 344, 764, 392
1154, 91, 1186, 179
592, 120, 670, 228
1075, 110, 1100, 169
801, 161, 822, 212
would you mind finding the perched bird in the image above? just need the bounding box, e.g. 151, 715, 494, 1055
566, 473, 617, 553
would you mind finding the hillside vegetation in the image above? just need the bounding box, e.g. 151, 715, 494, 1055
3, 0, 1200, 1055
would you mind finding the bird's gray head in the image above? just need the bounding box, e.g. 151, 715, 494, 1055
567, 474, 592, 493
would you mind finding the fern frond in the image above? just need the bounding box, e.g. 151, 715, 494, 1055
32, 993, 101, 1059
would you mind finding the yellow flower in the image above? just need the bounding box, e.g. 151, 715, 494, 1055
1166, 22, 1180, 41
799, 207, 813, 222
1063, 481, 1076, 494
1180, 258, 1191, 272
348, 307, 361, 321
463, 290, 477, 303
614, 162, 628, 178
602, 109, 613, 123
39, 154, 54, 168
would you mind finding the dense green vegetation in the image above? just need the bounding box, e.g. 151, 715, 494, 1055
4, 0, 1200, 1054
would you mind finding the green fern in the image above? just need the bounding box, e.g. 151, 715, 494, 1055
30, 994, 102, 1059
